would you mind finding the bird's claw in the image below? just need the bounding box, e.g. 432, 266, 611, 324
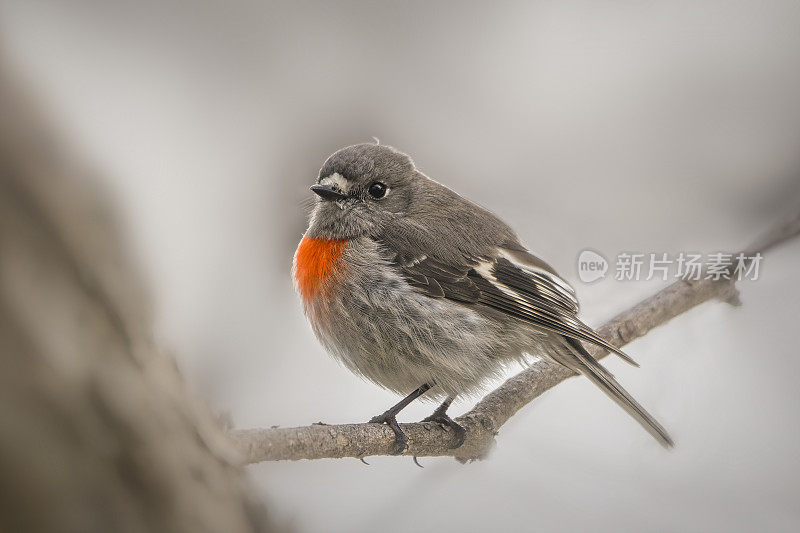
422, 413, 467, 449
369, 412, 409, 455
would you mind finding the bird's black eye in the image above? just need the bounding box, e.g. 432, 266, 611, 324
368, 182, 388, 199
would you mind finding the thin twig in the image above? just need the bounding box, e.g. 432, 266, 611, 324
230, 207, 800, 463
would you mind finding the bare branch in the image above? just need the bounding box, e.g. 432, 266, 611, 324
231, 207, 800, 463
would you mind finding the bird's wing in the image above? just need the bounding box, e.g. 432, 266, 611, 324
391, 244, 638, 367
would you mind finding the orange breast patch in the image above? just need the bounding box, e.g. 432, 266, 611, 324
294, 236, 349, 300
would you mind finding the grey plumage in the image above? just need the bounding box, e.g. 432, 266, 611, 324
297, 142, 673, 448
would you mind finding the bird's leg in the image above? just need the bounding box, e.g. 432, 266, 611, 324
369, 382, 433, 455
422, 396, 466, 449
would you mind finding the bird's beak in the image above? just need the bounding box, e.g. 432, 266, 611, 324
310, 184, 348, 201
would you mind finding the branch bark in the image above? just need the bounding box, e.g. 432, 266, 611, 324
0, 64, 280, 532
232, 208, 800, 464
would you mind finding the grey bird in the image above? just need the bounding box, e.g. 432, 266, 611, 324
293, 142, 673, 453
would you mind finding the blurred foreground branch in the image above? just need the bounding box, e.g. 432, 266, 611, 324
0, 67, 279, 532
232, 210, 800, 463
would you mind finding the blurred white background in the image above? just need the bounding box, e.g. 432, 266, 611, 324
2, 1, 799, 531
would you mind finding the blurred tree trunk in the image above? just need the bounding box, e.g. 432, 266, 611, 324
0, 65, 278, 533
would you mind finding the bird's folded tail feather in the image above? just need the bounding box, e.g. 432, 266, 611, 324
557, 337, 674, 448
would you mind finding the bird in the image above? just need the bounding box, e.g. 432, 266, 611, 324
293, 142, 673, 454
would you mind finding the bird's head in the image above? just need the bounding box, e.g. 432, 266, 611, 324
305, 143, 421, 239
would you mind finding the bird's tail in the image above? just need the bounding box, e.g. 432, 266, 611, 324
557, 336, 674, 448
